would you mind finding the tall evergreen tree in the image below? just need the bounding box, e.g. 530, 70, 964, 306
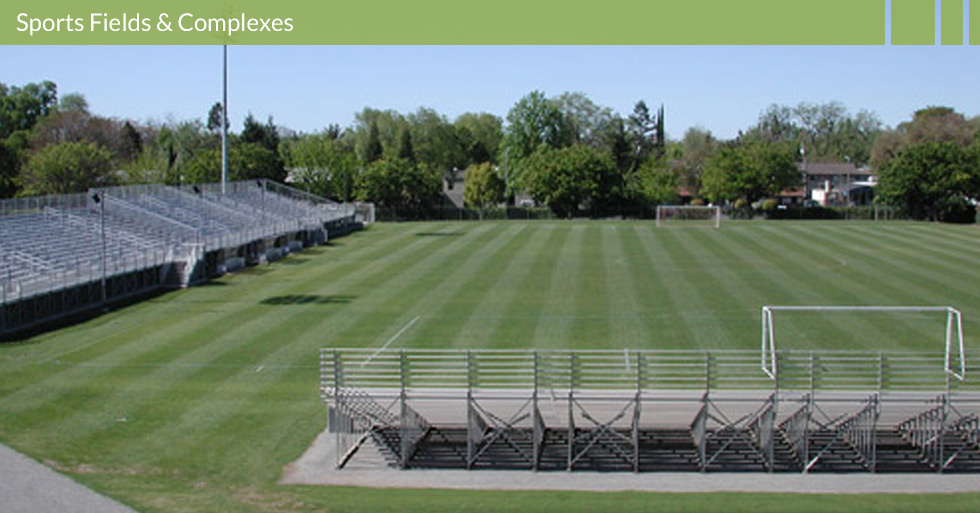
364, 121, 383, 163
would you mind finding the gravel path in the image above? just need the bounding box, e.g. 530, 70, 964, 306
280, 429, 980, 494
0, 443, 136, 513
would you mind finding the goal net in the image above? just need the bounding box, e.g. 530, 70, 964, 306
655, 205, 721, 228
760, 306, 966, 381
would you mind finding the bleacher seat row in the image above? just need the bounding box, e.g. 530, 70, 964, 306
0, 180, 363, 336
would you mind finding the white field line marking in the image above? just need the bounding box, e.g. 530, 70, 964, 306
38, 337, 116, 364
47, 361, 317, 370
360, 315, 421, 368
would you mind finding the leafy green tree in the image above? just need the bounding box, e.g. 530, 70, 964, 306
285, 132, 358, 200
362, 121, 384, 164
19, 141, 114, 195
793, 101, 847, 157
353, 108, 406, 163
877, 142, 977, 222
181, 143, 284, 184
746, 102, 880, 167
601, 116, 632, 173
0, 80, 58, 140
829, 110, 881, 166
902, 107, 975, 146
357, 159, 441, 218
207, 102, 226, 133
701, 141, 799, 204
133, 120, 215, 185
0, 81, 59, 196
241, 114, 280, 151
395, 127, 416, 163
463, 162, 505, 217
58, 93, 89, 114
627, 100, 664, 169
455, 112, 503, 166
871, 107, 975, 172
407, 107, 463, 171
0, 139, 21, 197
239, 114, 284, 180
636, 158, 680, 206
500, 91, 574, 193
677, 127, 718, 199
554, 91, 615, 148
523, 144, 617, 218
752, 104, 799, 143
121, 121, 142, 161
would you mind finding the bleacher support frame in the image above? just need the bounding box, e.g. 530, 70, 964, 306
322, 349, 980, 473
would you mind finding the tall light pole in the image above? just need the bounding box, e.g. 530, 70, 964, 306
221, 45, 228, 196
92, 192, 107, 303
800, 140, 808, 206
193, 185, 203, 247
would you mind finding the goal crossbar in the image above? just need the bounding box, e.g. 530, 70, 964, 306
761, 306, 966, 381
655, 205, 721, 228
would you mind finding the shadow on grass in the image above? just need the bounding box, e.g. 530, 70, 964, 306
260, 294, 356, 306
237, 266, 274, 276
301, 244, 336, 254
277, 257, 311, 266
0, 287, 171, 343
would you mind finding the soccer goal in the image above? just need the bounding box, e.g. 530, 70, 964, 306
655, 205, 721, 228
760, 306, 966, 381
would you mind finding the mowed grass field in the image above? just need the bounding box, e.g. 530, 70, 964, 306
0, 220, 979, 512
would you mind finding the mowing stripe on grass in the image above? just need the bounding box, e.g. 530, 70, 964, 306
532, 225, 585, 349
600, 225, 644, 349
134, 224, 507, 465
724, 226, 898, 352
753, 225, 941, 351
0, 220, 978, 512
405, 224, 537, 349
570, 224, 612, 348
839, 224, 980, 303
634, 225, 730, 349
0, 225, 432, 402
303, 222, 512, 350
394, 223, 533, 348
658, 228, 752, 349
449, 224, 553, 348
622, 224, 693, 349
19, 225, 466, 462
483, 225, 570, 349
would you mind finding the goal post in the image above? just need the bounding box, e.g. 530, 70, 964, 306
655, 205, 721, 228
760, 306, 966, 381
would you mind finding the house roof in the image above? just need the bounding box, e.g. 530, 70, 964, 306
798, 162, 862, 176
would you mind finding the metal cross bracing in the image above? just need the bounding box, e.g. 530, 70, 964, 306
322, 348, 980, 473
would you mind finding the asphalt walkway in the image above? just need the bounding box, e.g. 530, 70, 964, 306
0, 443, 136, 513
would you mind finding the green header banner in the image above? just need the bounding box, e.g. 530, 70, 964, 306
0, 0, 898, 45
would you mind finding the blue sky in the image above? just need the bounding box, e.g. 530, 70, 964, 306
2, 45, 977, 139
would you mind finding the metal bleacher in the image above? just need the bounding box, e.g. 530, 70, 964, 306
322, 349, 980, 473
0, 180, 360, 336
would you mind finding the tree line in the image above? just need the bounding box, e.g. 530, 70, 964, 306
1, 80, 978, 222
